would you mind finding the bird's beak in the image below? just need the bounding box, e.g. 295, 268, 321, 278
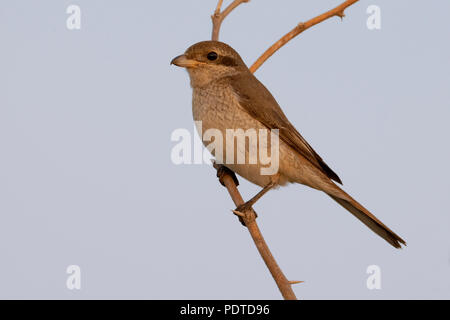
170, 54, 201, 68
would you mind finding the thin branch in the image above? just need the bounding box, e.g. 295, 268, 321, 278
214, 0, 224, 16
214, 163, 298, 300
211, 0, 250, 41
249, 0, 360, 73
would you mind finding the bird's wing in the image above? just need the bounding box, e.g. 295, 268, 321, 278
227, 71, 342, 184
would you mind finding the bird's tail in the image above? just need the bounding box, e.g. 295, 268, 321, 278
327, 187, 406, 249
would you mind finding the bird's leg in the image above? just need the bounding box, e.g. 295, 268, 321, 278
234, 175, 279, 215
215, 163, 276, 226
214, 164, 249, 224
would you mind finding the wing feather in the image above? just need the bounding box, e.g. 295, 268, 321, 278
227, 72, 342, 184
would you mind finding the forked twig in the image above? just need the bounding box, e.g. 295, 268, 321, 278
211, 0, 250, 41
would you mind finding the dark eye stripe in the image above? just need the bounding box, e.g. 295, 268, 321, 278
220, 56, 237, 67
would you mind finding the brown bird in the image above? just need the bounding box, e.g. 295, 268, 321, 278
171, 40, 406, 248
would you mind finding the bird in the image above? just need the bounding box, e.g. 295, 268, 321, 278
171, 40, 406, 249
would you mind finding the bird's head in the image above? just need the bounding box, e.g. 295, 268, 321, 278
171, 41, 247, 88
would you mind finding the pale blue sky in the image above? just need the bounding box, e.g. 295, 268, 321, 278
1, 0, 449, 299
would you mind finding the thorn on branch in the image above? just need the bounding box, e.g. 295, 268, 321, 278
336, 10, 346, 19
232, 210, 245, 218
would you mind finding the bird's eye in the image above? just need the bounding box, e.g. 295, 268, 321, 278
207, 51, 218, 61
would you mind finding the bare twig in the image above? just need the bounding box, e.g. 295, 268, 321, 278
249, 0, 359, 72
211, 0, 250, 41
214, 163, 298, 300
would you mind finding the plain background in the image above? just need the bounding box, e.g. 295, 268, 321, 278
1, 0, 449, 299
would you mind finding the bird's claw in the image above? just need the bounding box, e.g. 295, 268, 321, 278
215, 164, 239, 187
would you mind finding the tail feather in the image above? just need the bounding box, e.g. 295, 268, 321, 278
328, 191, 406, 249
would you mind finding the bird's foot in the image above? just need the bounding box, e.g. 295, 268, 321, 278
235, 201, 253, 215
215, 164, 239, 187
232, 179, 278, 226
232, 207, 258, 226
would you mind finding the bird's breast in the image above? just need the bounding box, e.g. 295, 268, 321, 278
192, 83, 261, 131
191, 83, 280, 187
